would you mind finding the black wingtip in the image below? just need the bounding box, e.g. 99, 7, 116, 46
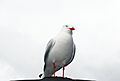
39, 74, 42, 78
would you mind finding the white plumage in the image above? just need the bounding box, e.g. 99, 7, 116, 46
40, 25, 76, 78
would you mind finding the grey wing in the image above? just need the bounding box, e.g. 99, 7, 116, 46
44, 39, 55, 63
65, 43, 76, 66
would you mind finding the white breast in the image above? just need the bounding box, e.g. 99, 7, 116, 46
47, 32, 73, 65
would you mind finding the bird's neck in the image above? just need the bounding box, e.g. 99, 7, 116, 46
55, 31, 72, 39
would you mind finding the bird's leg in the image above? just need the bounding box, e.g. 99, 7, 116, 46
53, 63, 56, 78
62, 65, 65, 78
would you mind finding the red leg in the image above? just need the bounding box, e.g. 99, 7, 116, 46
63, 65, 65, 78
53, 63, 56, 78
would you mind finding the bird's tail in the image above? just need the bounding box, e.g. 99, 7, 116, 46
39, 73, 45, 79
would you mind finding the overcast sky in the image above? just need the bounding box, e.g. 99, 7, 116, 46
0, 0, 120, 81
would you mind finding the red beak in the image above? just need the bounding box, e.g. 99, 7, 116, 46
68, 27, 75, 30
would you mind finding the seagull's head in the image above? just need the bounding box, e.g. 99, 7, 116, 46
64, 25, 75, 30
62, 25, 75, 34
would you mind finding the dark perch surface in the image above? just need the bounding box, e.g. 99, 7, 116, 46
11, 77, 95, 81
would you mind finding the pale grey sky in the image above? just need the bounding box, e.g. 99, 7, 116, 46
0, 0, 120, 81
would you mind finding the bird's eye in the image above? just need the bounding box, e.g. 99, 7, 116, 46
65, 25, 68, 27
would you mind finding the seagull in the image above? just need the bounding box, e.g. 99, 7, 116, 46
39, 25, 76, 78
